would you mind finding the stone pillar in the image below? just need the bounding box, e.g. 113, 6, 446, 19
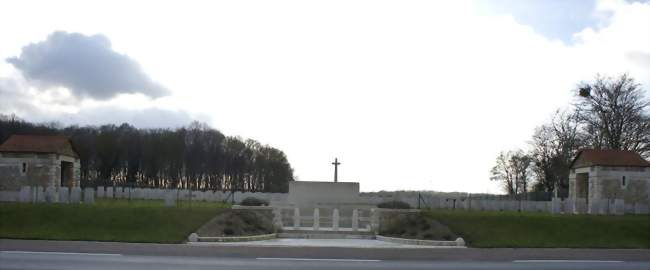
332, 208, 339, 231
352, 209, 359, 232
83, 188, 95, 204
58, 187, 69, 203
293, 208, 301, 229
313, 208, 320, 231
272, 207, 283, 229
370, 208, 379, 233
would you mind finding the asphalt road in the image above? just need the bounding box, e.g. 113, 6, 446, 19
2, 251, 650, 270
1, 239, 649, 270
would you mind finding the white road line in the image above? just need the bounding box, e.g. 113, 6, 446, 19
256, 257, 381, 262
0, 251, 123, 256
513, 260, 623, 263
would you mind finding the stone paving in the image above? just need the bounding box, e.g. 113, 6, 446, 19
187, 238, 465, 249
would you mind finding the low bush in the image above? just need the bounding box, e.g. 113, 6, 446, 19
240, 197, 269, 206
377, 200, 411, 209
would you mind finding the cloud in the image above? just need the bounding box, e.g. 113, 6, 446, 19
0, 76, 203, 129
6, 31, 169, 100
52, 107, 210, 129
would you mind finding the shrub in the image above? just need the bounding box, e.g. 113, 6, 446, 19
240, 197, 269, 206
377, 200, 411, 209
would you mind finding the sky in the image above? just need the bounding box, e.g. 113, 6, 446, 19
1, 0, 649, 193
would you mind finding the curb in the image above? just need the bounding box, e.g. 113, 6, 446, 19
188, 233, 277, 242
376, 235, 465, 247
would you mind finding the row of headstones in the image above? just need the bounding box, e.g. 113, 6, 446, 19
557, 198, 650, 215
94, 186, 288, 202
366, 194, 649, 215
18, 186, 94, 204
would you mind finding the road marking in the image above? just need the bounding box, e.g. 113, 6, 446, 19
256, 257, 381, 262
514, 260, 623, 263
1, 251, 122, 256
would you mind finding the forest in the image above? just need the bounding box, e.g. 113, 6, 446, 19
0, 118, 294, 192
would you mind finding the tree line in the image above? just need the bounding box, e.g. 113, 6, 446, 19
0, 118, 294, 192
491, 74, 649, 198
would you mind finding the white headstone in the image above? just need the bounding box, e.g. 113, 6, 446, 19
164, 190, 176, 207
106, 187, 114, 199
551, 198, 561, 214
83, 188, 95, 204
19, 186, 31, 203
614, 199, 625, 215
70, 187, 82, 203
58, 187, 69, 203
45, 186, 58, 203
97, 186, 105, 198
34, 186, 45, 203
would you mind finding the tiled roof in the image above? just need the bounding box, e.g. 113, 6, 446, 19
570, 149, 650, 168
0, 135, 78, 158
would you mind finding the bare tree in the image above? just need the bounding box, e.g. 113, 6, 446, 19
530, 110, 583, 195
490, 150, 533, 197
576, 74, 650, 157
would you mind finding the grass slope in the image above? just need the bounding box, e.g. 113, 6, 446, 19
196, 209, 274, 237
0, 199, 228, 243
425, 210, 650, 248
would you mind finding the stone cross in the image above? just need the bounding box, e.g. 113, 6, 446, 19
332, 158, 341, 183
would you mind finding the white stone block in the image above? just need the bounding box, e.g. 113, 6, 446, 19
45, 186, 58, 203
164, 190, 176, 207
106, 187, 114, 199
293, 208, 301, 229
19, 186, 31, 203
70, 187, 82, 203
84, 188, 95, 204
333, 208, 340, 231
551, 198, 561, 214
352, 209, 359, 232
97, 186, 105, 198
33, 186, 45, 203
614, 199, 625, 215
313, 208, 320, 231
58, 187, 69, 203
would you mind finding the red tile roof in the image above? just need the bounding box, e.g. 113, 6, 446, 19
0, 135, 78, 158
570, 149, 650, 168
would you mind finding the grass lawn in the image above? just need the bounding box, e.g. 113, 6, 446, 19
0, 199, 229, 243
425, 210, 650, 248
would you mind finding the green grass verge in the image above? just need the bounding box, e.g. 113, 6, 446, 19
424, 209, 650, 248
0, 199, 229, 243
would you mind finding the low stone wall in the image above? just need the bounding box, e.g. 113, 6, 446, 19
188, 232, 277, 242
376, 235, 465, 247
